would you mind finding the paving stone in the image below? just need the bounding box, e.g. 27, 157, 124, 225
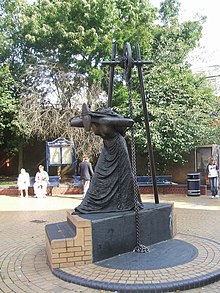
1, 193, 220, 292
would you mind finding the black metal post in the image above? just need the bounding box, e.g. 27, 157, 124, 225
107, 43, 117, 108
135, 44, 159, 204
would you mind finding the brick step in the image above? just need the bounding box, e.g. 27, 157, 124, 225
45, 212, 92, 269
46, 221, 76, 244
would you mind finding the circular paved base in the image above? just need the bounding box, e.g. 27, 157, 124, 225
97, 239, 198, 270
53, 234, 220, 292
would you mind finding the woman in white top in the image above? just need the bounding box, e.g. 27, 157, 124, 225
33, 165, 49, 198
17, 168, 30, 197
207, 158, 219, 198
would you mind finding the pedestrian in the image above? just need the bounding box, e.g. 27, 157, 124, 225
207, 158, 219, 198
17, 168, 30, 198
33, 165, 49, 198
78, 156, 94, 198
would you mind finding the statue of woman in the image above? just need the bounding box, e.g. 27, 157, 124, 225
70, 103, 143, 213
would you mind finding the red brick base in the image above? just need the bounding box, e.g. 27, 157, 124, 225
139, 184, 207, 195
0, 184, 207, 196
0, 186, 83, 196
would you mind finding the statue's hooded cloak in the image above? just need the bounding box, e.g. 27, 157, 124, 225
70, 104, 143, 213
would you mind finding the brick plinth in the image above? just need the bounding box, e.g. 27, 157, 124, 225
45, 212, 92, 269
0, 186, 83, 196
49, 186, 83, 195
0, 184, 207, 196
140, 184, 207, 195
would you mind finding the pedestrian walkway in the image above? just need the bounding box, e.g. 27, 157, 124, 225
1, 192, 220, 292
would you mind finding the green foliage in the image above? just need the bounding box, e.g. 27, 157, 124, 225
147, 68, 214, 162
159, 0, 180, 24
0, 64, 22, 152
112, 0, 217, 172
11, 0, 156, 86
0, 0, 218, 172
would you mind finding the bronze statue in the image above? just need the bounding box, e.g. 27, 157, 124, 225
70, 103, 143, 213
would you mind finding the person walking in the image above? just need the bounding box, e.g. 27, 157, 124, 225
207, 158, 219, 198
17, 168, 30, 198
78, 156, 94, 198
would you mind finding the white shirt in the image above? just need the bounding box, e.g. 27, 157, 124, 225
207, 164, 218, 178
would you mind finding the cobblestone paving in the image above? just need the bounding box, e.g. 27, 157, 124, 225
1, 193, 220, 292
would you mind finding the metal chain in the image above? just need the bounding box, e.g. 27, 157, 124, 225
126, 78, 149, 253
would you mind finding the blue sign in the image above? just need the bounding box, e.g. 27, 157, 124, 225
46, 138, 77, 176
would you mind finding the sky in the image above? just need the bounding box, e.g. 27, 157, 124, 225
150, 0, 220, 70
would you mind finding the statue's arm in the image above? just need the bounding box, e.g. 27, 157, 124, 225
99, 117, 134, 127
70, 118, 84, 127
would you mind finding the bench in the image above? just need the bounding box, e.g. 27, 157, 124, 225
73, 176, 82, 187
137, 175, 172, 187
29, 176, 60, 187
72, 175, 172, 187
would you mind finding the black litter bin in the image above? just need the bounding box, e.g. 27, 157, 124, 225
187, 172, 200, 196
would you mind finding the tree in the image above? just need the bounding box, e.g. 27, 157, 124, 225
112, 0, 217, 172
146, 0, 217, 171
0, 0, 157, 159
0, 64, 22, 152
8, 0, 156, 92
0, 0, 218, 172
0, 0, 32, 157
16, 62, 104, 158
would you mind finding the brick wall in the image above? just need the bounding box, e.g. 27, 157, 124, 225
139, 185, 207, 195
0, 184, 207, 196
0, 186, 83, 196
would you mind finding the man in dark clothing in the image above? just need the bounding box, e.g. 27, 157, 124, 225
79, 156, 94, 198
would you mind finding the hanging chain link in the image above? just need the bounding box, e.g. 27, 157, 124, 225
126, 77, 149, 253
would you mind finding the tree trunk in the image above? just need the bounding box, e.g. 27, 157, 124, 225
18, 145, 23, 173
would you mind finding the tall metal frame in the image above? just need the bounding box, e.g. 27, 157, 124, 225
102, 42, 159, 252
102, 42, 159, 204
